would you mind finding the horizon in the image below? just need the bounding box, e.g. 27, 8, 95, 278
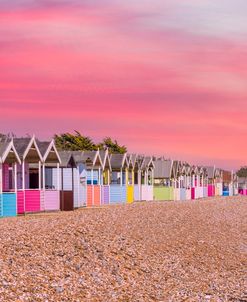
0, 0, 246, 170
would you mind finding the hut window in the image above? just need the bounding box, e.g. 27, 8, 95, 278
45, 168, 54, 189
29, 168, 39, 189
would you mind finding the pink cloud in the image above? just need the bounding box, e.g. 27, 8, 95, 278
0, 3, 246, 170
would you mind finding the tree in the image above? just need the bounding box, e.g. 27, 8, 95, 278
54, 131, 97, 151
236, 166, 247, 178
98, 137, 127, 154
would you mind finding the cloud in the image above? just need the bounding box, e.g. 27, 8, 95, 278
0, 0, 246, 169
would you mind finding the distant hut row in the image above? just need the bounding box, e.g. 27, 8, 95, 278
0, 136, 241, 218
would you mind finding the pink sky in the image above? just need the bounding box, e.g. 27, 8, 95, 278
0, 0, 247, 170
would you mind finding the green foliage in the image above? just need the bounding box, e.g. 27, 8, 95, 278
98, 137, 127, 154
54, 131, 97, 151
236, 166, 247, 177
54, 131, 127, 153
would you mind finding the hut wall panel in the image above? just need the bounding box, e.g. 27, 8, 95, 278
141, 185, 154, 201
2, 193, 17, 217
208, 185, 215, 197
215, 183, 223, 196
74, 182, 86, 208
195, 187, 203, 199
25, 190, 41, 213
93, 185, 101, 206
2, 164, 9, 191
229, 185, 233, 196
40, 190, 45, 211
134, 185, 141, 201
44, 190, 60, 211
174, 188, 180, 201
101, 185, 110, 205
147, 186, 154, 201
191, 188, 195, 200
186, 189, 191, 200
73, 168, 87, 208
25, 163, 29, 189
153, 186, 167, 201
180, 188, 186, 201
61, 169, 73, 191
87, 185, 93, 207
17, 164, 22, 190
127, 185, 134, 203
0, 194, 2, 217
17, 191, 25, 214
60, 191, 74, 211
72, 169, 79, 208
110, 185, 126, 203
203, 187, 208, 198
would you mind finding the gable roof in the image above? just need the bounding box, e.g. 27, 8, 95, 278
141, 156, 154, 170
110, 153, 128, 170
205, 166, 215, 179
0, 140, 21, 164
37, 140, 61, 164
72, 150, 103, 168
153, 159, 173, 178
99, 149, 112, 171
13, 136, 43, 162
58, 151, 76, 168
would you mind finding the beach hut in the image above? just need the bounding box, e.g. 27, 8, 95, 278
52, 151, 86, 211
175, 161, 187, 201
185, 164, 192, 200
195, 166, 204, 199
202, 167, 208, 198
140, 156, 154, 201
222, 170, 232, 196
99, 149, 111, 205
232, 173, 238, 196
206, 166, 216, 197
133, 154, 143, 201
37, 140, 61, 212
173, 161, 180, 201
50, 151, 79, 211
190, 166, 197, 200
109, 153, 128, 204
0, 140, 21, 217
74, 151, 102, 207
14, 136, 43, 214
238, 177, 247, 195
126, 154, 135, 204
153, 158, 175, 201
215, 169, 223, 196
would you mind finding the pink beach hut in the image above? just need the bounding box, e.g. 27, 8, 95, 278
205, 166, 216, 197
37, 140, 61, 212
14, 136, 43, 214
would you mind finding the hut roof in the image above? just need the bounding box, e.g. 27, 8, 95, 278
110, 153, 127, 170
13, 136, 43, 162
0, 140, 21, 164
205, 166, 215, 178
58, 151, 76, 168
72, 150, 102, 167
153, 159, 173, 178
99, 149, 111, 170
